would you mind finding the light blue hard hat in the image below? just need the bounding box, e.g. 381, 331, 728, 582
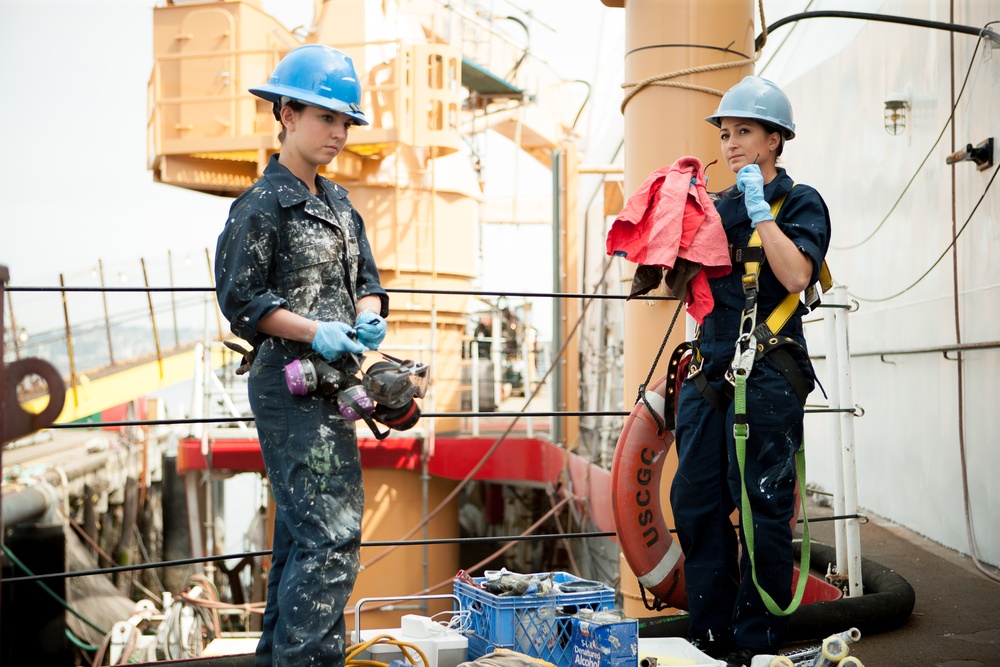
250, 44, 368, 126
705, 76, 795, 140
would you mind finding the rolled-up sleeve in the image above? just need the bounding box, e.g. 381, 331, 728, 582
353, 210, 389, 317
779, 186, 831, 285
215, 206, 288, 343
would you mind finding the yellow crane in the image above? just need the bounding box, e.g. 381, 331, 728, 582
146, 0, 584, 437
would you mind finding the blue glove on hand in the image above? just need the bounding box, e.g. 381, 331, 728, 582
311, 321, 366, 360
736, 164, 772, 227
354, 312, 387, 351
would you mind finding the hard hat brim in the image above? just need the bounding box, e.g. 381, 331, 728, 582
704, 111, 795, 140
250, 83, 370, 126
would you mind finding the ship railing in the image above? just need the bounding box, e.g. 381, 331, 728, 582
2, 271, 874, 659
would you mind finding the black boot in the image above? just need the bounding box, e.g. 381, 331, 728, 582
722, 647, 759, 667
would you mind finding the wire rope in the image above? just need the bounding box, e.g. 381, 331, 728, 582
849, 159, 999, 303
3, 514, 863, 585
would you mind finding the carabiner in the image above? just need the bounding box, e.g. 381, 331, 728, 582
732, 346, 756, 378
738, 305, 757, 344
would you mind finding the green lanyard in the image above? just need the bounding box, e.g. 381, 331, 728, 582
732, 348, 811, 617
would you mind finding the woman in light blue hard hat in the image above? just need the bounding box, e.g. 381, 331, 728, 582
214, 44, 388, 667
669, 76, 831, 667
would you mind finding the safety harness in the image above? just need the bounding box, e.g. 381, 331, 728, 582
679, 187, 833, 617
681, 188, 832, 411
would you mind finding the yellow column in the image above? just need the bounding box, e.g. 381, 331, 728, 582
560, 142, 581, 450
602, 0, 754, 616
619, 0, 753, 403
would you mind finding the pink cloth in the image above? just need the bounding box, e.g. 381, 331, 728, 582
606, 156, 732, 323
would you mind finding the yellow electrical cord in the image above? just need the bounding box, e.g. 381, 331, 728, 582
345, 633, 432, 667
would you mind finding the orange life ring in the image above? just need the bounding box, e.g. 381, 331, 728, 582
612, 367, 804, 612
610, 373, 689, 609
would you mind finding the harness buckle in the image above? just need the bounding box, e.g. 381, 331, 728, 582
726, 343, 756, 387
733, 346, 756, 376
687, 353, 703, 379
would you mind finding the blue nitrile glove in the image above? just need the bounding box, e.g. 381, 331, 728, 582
311, 321, 366, 360
736, 164, 771, 228
354, 311, 387, 351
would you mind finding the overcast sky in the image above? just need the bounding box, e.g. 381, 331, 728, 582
1, 0, 624, 339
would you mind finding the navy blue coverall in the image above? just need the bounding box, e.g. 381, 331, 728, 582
669, 168, 830, 653
215, 155, 388, 667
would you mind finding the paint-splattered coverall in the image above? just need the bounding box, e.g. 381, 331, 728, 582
215, 155, 388, 667
669, 168, 830, 653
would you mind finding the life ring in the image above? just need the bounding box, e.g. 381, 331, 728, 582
611, 364, 804, 612
610, 373, 688, 609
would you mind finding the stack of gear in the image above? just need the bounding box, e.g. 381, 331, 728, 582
283, 351, 429, 439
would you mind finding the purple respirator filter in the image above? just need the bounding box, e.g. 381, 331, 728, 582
284, 359, 313, 396
338, 385, 375, 420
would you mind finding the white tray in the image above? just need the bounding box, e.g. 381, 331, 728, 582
637, 637, 727, 667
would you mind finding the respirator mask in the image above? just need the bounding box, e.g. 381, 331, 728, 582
283, 352, 429, 438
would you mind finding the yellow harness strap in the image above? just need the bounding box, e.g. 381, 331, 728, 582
744, 188, 833, 336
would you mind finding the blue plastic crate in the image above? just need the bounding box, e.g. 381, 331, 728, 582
454, 572, 616, 665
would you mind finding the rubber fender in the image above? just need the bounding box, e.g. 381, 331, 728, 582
785, 540, 915, 641
636, 540, 915, 641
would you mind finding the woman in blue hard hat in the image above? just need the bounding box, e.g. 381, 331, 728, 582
214, 44, 388, 667
669, 76, 831, 667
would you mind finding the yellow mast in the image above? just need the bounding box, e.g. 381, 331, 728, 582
600, 0, 754, 614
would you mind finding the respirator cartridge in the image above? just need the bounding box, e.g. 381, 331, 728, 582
282, 352, 429, 438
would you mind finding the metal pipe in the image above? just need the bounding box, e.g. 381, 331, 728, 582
201, 342, 215, 578
182, 472, 205, 575
168, 250, 180, 347
551, 149, 564, 446
422, 301, 437, 605
6, 284, 21, 360
833, 286, 863, 597
471, 340, 480, 436
191, 342, 205, 439
755, 10, 1000, 52
205, 248, 223, 341
523, 334, 533, 438
1, 483, 61, 527
59, 273, 78, 408
98, 259, 115, 365
823, 294, 848, 572
141, 258, 164, 379
847, 340, 1000, 358
578, 165, 624, 175
491, 306, 503, 411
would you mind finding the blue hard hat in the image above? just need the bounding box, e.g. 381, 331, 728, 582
250, 44, 368, 126
705, 76, 795, 140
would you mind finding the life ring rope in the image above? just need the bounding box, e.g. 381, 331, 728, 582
634, 302, 685, 435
